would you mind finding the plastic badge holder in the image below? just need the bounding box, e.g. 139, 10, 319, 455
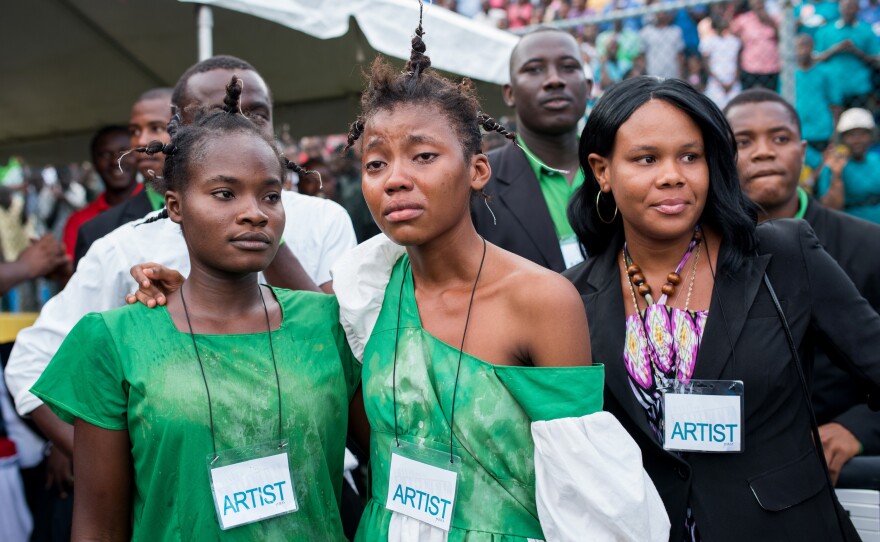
386, 439, 462, 532
207, 439, 298, 530
661, 380, 745, 453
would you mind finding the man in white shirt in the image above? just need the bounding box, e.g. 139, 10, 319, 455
639, 10, 685, 79
4, 57, 356, 456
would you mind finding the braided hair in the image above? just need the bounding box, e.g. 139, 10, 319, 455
344, 0, 517, 157
133, 75, 306, 225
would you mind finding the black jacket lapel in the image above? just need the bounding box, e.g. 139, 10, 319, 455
693, 247, 771, 381
573, 244, 657, 441
494, 145, 565, 271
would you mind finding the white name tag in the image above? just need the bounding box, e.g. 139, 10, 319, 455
386, 444, 459, 531
560, 236, 585, 269
208, 446, 297, 530
662, 380, 744, 453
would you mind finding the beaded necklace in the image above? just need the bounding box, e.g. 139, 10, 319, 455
623, 226, 702, 308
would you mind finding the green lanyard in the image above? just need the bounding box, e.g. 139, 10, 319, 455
794, 187, 808, 220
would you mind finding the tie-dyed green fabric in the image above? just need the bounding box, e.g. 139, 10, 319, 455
355, 256, 604, 541
32, 287, 359, 542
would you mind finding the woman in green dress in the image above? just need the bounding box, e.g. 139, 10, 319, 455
331, 7, 669, 541
30, 79, 359, 541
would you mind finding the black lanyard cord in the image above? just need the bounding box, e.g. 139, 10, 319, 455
392, 237, 488, 464
180, 282, 283, 461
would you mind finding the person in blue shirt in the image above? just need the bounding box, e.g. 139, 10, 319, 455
793, 33, 843, 152
817, 108, 880, 224
814, 0, 880, 107
796, 0, 840, 35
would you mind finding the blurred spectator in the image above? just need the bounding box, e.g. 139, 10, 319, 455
0, 234, 68, 297
0, 187, 36, 266
568, 0, 595, 33
639, 10, 685, 78
685, 54, 707, 92
61, 126, 139, 260
595, 34, 632, 90
597, 19, 641, 63
672, 3, 706, 57
698, 1, 737, 39
329, 147, 380, 243
298, 158, 338, 201
731, 0, 781, 90
543, 0, 567, 22
578, 23, 602, 72
601, 0, 644, 32
796, 0, 840, 36
0, 157, 24, 188
570, 0, 593, 19
814, 0, 879, 109
817, 108, 880, 223
474, 0, 508, 27
861, 0, 880, 28
700, 15, 742, 108
794, 33, 843, 155
508, 0, 534, 28
37, 167, 86, 245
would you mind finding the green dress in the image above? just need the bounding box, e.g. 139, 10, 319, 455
355, 256, 605, 541
31, 287, 360, 542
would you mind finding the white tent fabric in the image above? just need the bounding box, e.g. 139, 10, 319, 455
188, 0, 517, 86
1, 0, 516, 164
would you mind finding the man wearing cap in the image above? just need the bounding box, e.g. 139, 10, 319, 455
817, 107, 880, 224
472, 28, 592, 272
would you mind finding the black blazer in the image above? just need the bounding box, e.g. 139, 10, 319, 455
805, 198, 880, 454
565, 220, 880, 541
73, 190, 154, 269
471, 144, 565, 272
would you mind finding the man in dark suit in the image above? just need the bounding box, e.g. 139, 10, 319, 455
726, 89, 880, 484
73, 88, 172, 267
472, 28, 591, 272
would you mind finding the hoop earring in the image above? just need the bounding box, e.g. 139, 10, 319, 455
596, 191, 618, 224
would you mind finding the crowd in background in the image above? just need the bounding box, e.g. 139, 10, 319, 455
2, 0, 880, 311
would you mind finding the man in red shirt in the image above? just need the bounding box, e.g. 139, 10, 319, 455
62, 126, 139, 258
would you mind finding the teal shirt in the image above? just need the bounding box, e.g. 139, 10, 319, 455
814, 20, 880, 98
817, 151, 880, 224
517, 136, 585, 240
793, 64, 842, 142
796, 1, 840, 36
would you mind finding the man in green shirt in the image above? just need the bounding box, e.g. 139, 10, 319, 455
472, 28, 591, 272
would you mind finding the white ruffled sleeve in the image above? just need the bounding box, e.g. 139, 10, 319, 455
330, 234, 406, 362
532, 412, 670, 542
495, 365, 670, 542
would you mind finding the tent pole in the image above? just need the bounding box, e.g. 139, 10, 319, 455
197, 5, 213, 61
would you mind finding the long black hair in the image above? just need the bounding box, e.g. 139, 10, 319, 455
567, 76, 757, 273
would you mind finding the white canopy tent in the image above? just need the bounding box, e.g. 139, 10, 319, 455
0, 0, 517, 165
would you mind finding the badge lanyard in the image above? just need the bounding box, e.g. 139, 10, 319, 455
624, 233, 745, 454
180, 283, 298, 529
385, 237, 487, 531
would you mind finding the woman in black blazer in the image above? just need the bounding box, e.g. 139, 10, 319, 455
564, 77, 880, 541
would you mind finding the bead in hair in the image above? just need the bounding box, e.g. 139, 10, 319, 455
406, 1, 431, 76
344, 118, 365, 151
223, 75, 243, 115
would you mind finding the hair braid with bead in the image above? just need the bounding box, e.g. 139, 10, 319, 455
343, 1, 521, 159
